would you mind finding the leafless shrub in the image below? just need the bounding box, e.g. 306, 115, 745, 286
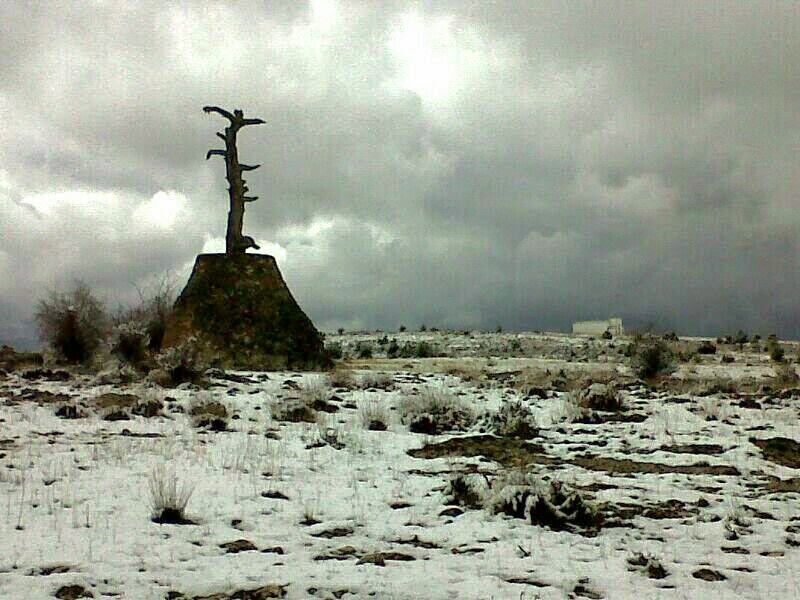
772, 362, 799, 389
113, 276, 177, 353
299, 378, 331, 404
577, 383, 624, 411
109, 321, 150, 366
34, 281, 109, 364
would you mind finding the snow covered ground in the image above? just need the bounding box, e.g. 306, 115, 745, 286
1, 331, 799, 599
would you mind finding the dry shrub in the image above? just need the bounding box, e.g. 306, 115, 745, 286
188, 396, 228, 430
109, 321, 150, 366
358, 371, 394, 390
485, 399, 538, 438
35, 281, 108, 364
357, 396, 390, 430
445, 474, 489, 509
271, 398, 318, 423
629, 337, 676, 380
299, 378, 331, 403
328, 367, 355, 389
148, 464, 195, 524
577, 383, 623, 411
772, 362, 799, 389
444, 363, 485, 385
399, 385, 477, 434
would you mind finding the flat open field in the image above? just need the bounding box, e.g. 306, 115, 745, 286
1, 331, 799, 599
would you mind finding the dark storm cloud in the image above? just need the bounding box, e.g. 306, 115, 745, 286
1, 0, 798, 348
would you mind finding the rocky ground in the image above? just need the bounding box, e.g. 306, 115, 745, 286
1, 331, 799, 599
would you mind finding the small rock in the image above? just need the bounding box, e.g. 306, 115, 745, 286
55, 585, 93, 600
692, 568, 726, 581
356, 551, 415, 566
219, 539, 258, 554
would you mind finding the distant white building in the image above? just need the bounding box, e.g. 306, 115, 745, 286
572, 318, 624, 336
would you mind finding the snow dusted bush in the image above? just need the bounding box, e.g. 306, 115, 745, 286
483, 398, 538, 438
400, 385, 477, 434
109, 321, 150, 366
577, 383, 624, 411
559, 391, 593, 423
154, 337, 205, 385
271, 397, 318, 423
487, 471, 600, 532
445, 473, 489, 509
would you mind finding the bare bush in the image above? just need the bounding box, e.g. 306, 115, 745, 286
772, 362, 799, 389
271, 397, 318, 423
358, 371, 394, 390
299, 378, 336, 410
35, 281, 109, 364
577, 383, 624, 411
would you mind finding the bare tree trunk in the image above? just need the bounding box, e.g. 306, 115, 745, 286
203, 106, 265, 255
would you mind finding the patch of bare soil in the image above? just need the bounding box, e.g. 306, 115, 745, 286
761, 476, 800, 494
168, 584, 287, 599
601, 499, 699, 524
750, 437, 800, 468
571, 455, 740, 476
659, 443, 725, 455
407, 434, 556, 468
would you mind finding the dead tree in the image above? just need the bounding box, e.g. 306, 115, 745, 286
203, 106, 265, 254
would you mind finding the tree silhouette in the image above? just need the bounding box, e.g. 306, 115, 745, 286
203, 106, 265, 254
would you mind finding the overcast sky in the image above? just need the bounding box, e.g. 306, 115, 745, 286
1, 1, 798, 348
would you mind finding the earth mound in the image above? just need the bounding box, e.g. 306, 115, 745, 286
162, 253, 330, 370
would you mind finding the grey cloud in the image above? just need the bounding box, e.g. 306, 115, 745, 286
1, 1, 798, 349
